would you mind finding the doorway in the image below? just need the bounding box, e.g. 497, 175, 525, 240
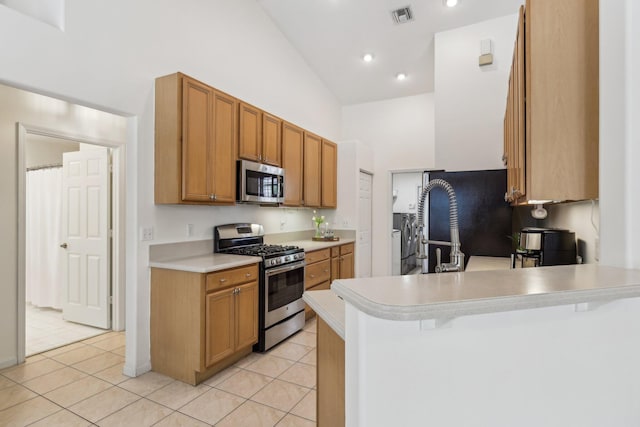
17, 124, 125, 361
391, 170, 425, 275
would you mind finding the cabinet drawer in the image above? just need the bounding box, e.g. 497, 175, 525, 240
206, 264, 258, 292
305, 259, 331, 289
340, 243, 354, 255
331, 246, 340, 258
306, 248, 330, 264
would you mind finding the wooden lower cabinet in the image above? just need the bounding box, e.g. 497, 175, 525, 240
331, 243, 355, 281
151, 264, 259, 385
317, 317, 345, 427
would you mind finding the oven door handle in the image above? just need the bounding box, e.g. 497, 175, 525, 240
265, 261, 305, 277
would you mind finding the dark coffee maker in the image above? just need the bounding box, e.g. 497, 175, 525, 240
514, 227, 577, 268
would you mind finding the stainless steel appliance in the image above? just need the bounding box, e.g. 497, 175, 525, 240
236, 160, 284, 204
214, 223, 305, 351
393, 213, 417, 274
514, 227, 576, 268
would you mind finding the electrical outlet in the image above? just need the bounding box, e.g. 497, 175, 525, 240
141, 226, 154, 241
187, 224, 194, 237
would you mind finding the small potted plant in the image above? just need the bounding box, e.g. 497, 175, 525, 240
312, 210, 325, 238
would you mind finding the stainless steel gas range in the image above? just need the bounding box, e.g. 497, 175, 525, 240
214, 223, 305, 351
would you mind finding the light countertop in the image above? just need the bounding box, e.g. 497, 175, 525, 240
331, 264, 640, 321
302, 289, 345, 340
149, 253, 261, 273
465, 256, 511, 272
286, 238, 356, 252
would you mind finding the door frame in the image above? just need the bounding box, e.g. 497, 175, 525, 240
16, 123, 126, 363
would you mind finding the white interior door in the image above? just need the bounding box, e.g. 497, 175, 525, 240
61, 148, 111, 329
358, 171, 373, 278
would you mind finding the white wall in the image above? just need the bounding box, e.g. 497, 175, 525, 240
392, 172, 423, 214
342, 93, 435, 276
599, 0, 640, 269
434, 13, 519, 171
0, 0, 341, 375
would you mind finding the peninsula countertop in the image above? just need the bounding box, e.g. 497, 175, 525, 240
331, 264, 640, 321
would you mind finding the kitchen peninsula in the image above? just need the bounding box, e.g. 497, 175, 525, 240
304, 264, 640, 427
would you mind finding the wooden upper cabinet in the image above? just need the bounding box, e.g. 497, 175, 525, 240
321, 139, 337, 208
282, 121, 304, 206
262, 113, 282, 166
181, 76, 212, 202
238, 102, 262, 163
155, 72, 236, 205
503, 1, 598, 205
238, 103, 282, 167
303, 132, 322, 208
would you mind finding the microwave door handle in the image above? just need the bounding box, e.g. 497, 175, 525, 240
279, 175, 284, 196
265, 261, 305, 276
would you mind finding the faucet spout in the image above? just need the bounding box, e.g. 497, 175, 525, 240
416, 179, 465, 274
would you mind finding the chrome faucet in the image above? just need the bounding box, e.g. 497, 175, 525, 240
416, 179, 465, 274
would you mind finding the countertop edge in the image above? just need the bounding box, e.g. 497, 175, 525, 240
149, 256, 261, 273
303, 290, 345, 340
331, 279, 640, 321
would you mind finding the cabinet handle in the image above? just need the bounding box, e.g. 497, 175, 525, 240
219, 278, 227, 283
324, 269, 329, 273
245, 273, 251, 277
235, 288, 241, 295
310, 274, 315, 278
209, 194, 215, 200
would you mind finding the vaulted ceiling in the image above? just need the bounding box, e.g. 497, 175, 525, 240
257, 0, 523, 105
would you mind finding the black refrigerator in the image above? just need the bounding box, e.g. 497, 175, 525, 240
425, 170, 512, 273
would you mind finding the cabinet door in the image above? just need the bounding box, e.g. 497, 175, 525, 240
340, 252, 354, 279
331, 254, 340, 282
205, 287, 235, 367
304, 132, 322, 208
182, 76, 213, 202
238, 102, 261, 163
262, 113, 282, 166
282, 122, 304, 206
211, 90, 237, 204
321, 139, 337, 208
235, 281, 259, 350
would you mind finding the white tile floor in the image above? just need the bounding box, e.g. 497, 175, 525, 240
1, 318, 318, 426
26, 304, 108, 356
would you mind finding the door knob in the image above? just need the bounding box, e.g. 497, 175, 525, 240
60, 243, 68, 249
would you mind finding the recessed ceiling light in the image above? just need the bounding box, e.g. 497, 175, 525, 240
363, 53, 374, 63
396, 73, 407, 81
444, 0, 459, 7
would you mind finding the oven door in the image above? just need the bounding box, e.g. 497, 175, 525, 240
264, 260, 305, 328
238, 160, 284, 204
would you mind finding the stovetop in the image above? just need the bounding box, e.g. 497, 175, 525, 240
224, 244, 302, 258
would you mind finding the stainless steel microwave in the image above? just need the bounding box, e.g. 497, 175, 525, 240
236, 160, 284, 204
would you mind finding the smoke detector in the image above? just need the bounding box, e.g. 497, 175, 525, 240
391, 6, 414, 24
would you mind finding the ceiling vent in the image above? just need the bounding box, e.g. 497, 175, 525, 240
391, 6, 414, 24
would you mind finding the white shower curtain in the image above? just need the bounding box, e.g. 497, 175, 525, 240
26, 167, 64, 309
